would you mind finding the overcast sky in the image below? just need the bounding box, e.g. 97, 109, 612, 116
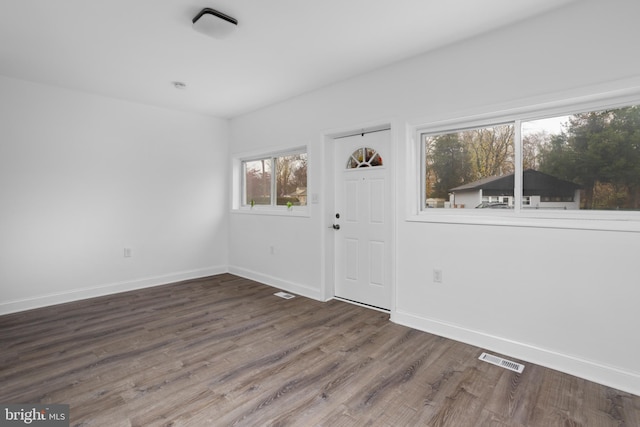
522, 115, 571, 136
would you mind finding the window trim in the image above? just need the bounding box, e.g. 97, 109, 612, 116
232, 146, 309, 217
410, 89, 640, 232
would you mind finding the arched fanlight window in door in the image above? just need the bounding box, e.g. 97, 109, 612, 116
346, 147, 383, 169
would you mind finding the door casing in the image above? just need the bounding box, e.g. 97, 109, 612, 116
321, 122, 396, 314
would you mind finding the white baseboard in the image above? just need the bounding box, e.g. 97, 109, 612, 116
393, 309, 640, 397
228, 266, 324, 301
0, 266, 228, 316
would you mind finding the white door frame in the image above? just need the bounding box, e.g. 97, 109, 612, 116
320, 120, 397, 315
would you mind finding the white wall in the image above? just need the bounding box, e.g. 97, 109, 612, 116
451, 192, 480, 209
229, 0, 640, 394
0, 76, 229, 314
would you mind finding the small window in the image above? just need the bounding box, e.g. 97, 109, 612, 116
242, 150, 307, 208
275, 153, 307, 206
244, 159, 272, 206
347, 147, 383, 168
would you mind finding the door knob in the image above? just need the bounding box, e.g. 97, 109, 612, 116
328, 224, 340, 230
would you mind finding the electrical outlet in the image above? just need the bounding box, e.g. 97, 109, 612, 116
433, 269, 442, 283
124, 248, 132, 258
269, 246, 275, 255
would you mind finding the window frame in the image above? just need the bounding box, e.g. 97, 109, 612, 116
234, 146, 309, 216
411, 91, 640, 232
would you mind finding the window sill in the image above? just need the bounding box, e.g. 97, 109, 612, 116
231, 207, 310, 218
408, 210, 640, 233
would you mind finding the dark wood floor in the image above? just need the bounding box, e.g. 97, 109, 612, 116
1, 274, 638, 426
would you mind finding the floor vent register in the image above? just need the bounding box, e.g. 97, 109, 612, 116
479, 352, 525, 373
274, 291, 295, 300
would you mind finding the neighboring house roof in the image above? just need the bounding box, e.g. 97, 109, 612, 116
449, 169, 581, 196
449, 174, 513, 192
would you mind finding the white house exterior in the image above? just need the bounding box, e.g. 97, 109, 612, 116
448, 170, 582, 209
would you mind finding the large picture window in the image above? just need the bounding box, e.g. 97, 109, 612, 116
243, 150, 307, 208
422, 104, 640, 212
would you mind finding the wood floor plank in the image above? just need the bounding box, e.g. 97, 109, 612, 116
483, 361, 546, 424
1, 273, 638, 427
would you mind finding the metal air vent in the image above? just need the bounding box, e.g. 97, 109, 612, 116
274, 291, 295, 300
479, 352, 525, 373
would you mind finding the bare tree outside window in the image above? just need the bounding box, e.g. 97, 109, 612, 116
243, 150, 307, 207
244, 159, 271, 205
276, 153, 307, 206
424, 124, 514, 208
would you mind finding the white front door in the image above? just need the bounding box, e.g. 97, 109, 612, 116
334, 130, 392, 310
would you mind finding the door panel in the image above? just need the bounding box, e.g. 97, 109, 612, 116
370, 178, 385, 223
334, 130, 391, 310
345, 179, 359, 222
369, 241, 385, 286
345, 239, 359, 281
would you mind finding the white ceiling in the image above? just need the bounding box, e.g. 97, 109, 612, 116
0, 0, 575, 118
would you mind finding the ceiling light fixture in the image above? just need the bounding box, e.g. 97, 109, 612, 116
192, 8, 238, 39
